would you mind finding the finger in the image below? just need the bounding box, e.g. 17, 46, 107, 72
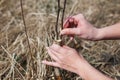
60, 28, 80, 35
49, 47, 60, 55
63, 17, 74, 28
70, 36, 74, 40
42, 60, 60, 67
47, 47, 60, 62
72, 14, 84, 22
63, 19, 69, 28
63, 14, 84, 28
72, 14, 85, 26
50, 44, 66, 53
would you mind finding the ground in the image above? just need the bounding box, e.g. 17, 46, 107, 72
0, 0, 120, 80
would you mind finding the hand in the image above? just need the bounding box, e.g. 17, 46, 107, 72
61, 14, 99, 40
42, 44, 87, 74
42, 44, 113, 80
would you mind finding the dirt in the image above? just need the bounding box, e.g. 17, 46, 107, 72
0, 0, 120, 80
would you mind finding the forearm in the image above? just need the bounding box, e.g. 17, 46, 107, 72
77, 61, 113, 80
96, 23, 120, 40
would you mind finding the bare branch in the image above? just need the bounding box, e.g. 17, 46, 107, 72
55, 0, 61, 40
61, 0, 67, 30
20, 0, 31, 53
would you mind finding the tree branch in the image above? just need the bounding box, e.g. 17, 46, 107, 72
20, 0, 31, 53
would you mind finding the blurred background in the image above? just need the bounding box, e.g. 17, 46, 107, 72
0, 0, 120, 80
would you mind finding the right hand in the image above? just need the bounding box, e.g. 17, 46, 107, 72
60, 14, 99, 41
42, 44, 88, 75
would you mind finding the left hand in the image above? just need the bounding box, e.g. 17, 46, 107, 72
42, 44, 87, 74
42, 44, 113, 80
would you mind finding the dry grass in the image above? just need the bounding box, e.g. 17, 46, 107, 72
0, 0, 120, 80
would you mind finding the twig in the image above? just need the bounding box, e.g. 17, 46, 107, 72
60, 0, 67, 42
1, 46, 26, 80
55, 0, 61, 40
20, 0, 31, 53
61, 0, 66, 30
54, 0, 66, 80
20, 0, 33, 79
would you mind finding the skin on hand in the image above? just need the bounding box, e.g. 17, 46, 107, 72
42, 44, 86, 74
97, 22, 120, 40
60, 14, 99, 41
42, 44, 113, 80
61, 14, 120, 40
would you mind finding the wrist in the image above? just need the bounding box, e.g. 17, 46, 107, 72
75, 59, 90, 77
76, 60, 113, 80
92, 28, 104, 41
77, 62, 90, 78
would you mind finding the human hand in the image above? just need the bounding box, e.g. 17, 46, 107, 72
42, 44, 113, 80
61, 14, 99, 41
42, 44, 88, 74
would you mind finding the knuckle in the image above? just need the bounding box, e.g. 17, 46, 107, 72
59, 48, 66, 53
59, 56, 64, 60
66, 29, 70, 34
67, 50, 73, 54
77, 29, 81, 34
63, 50, 68, 54
79, 14, 84, 17
58, 61, 64, 67
70, 49, 76, 53
78, 14, 85, 20
52, 44, 60, 50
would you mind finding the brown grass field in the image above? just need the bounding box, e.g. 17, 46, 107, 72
0, 0, 120, 80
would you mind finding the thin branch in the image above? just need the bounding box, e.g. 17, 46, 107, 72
20, 1, 33, 79
61, 0, 67, 30
60, 0, 67, 45
55, 0, 61, 40
20, 0, 31, 53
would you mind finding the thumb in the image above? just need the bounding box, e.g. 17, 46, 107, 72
60, 28, 80, 35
